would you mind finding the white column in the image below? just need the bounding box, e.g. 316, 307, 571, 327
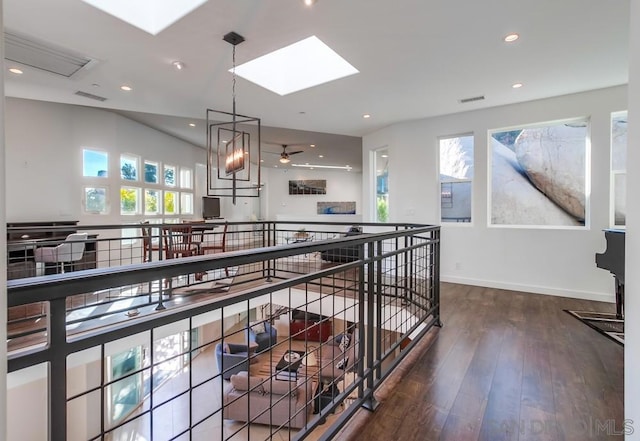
626, 0, 640, 438
0, 1, 8, 440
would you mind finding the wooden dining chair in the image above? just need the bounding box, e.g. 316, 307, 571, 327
162, 225, 203, 284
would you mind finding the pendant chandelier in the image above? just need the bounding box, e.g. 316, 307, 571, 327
207, 31, 261, 204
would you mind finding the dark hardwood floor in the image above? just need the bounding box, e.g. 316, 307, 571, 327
340, 283, 624, 441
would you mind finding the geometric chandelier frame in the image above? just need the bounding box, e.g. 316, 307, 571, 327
206, 32, 261, 205
206, 108, 262, 204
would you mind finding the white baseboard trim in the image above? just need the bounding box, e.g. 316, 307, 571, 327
440, 275, 614, 303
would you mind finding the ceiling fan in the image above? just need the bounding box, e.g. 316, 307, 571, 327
264, 144, 305, 164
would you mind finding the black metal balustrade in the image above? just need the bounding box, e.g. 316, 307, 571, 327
6, 221, 440, 441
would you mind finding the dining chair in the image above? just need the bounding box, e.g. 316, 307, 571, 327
162, 225, 203, 285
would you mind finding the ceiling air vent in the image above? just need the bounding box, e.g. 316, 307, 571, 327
4, 30, 94, 77
75, 91, 107, 102
459, 95, 485, 104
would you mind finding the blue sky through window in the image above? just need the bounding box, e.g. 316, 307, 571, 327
83, 149, 108, 177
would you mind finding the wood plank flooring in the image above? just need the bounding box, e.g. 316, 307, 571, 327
338, 283, 624, 441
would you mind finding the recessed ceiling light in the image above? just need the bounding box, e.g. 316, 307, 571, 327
8, 68, 23, 75
381, 154, 388, 158
81, 0, 208, 36
363, 114, 371, 119
319, 155, 324, 158
120, 85, 132, 91
260, 159, 264, 162
188, 123, 196, 127
512, 82, 523, 89
310, 144, 316, 147
232, 35, 359, 96
504, 33, 519, 43
304, 0, 317, 5
172, 61, 185, 70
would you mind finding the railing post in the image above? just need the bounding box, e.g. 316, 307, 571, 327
433, 228, 442, 327
375, 240, 383, 383
363, 240, 379, 411
48, 298, 67, 441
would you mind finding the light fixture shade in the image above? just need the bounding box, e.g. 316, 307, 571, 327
280, 157, 291, 164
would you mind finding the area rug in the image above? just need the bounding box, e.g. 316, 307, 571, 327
565, 310, 624, 346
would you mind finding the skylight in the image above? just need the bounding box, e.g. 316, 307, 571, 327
232, 36, 359, 96
82, 0, 208, 35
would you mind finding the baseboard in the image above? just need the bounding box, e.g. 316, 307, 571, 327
440, 275, 614, 303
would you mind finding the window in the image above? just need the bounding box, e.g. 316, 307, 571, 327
180, 193, 193, 215
374, 149, 389, 222
83, 149, 108, 177
179, 167, 192, 189
164, 191, 178, 215
164, 165, 176, 186
120, 187, 141, 215
84, 187, 108, 214
121, 155, 139, 181
611, 111, 627, 227
440, 135, 473, 223
144, 160, 159, 184
490, 118, 588, 227
144, 189, 161, 215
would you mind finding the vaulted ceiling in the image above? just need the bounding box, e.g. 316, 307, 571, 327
3, 0, 630, 170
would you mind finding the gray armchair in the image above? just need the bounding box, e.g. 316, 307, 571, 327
215, 343, 254, 380
246, 321, 278, 353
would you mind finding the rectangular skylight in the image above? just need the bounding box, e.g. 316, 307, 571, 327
232, 36, 359, 96
82, 0, 208, 35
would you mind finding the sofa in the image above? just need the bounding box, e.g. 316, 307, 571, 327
223, 371, 314, 428
317, 332, 358, 380
246, 321, 278, 353
290, 310, 332, 342
320, 226, 363, 263
215, 343, 256, 380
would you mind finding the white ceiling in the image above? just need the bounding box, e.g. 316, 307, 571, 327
3, 0, 630, 171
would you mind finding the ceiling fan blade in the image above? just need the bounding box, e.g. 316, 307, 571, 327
289, 150, 304, 155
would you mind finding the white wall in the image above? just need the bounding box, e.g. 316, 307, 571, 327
363, 85, 627, 301
4, 98, 207, 224
1, 5, 8, 439
263, 167, 362, 222
625, 1, 639, 436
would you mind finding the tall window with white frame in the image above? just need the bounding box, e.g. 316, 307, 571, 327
611, 111, 627, 227
439, 135, 474, 223
374, 149, 389, 222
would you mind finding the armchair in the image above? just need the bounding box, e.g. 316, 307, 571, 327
246, 321, 278, 353
34, 232, 88, 275
215, 343, 256, 380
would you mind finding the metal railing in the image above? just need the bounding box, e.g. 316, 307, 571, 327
6, 221, 440, 441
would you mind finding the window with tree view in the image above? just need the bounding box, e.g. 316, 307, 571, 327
121, 155, 139, 181
84, 187, 107, 214
440, 135, 473, 223
374, 149, 389, 222
121, 187, 140, 215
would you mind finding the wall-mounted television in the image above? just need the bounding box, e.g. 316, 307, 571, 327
202, 197, 221, 219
